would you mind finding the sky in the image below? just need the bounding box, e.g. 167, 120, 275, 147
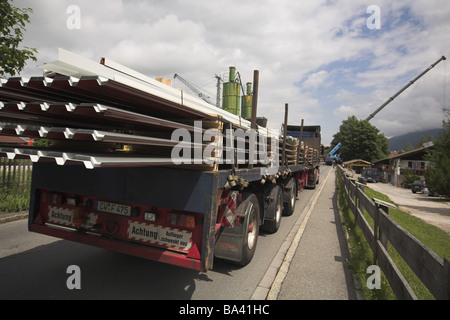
11, 0, 450, 146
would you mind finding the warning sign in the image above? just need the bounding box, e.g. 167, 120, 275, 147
47, 205, 98, 229
127, 221, 192, 251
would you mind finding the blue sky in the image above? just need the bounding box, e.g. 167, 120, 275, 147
13, 0, 450, 146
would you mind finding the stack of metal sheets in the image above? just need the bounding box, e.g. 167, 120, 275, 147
0, 49, 283, 170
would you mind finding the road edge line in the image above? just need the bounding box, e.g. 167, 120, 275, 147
251, 167, 333, 300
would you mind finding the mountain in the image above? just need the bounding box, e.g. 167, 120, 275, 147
388, 128, 441, 151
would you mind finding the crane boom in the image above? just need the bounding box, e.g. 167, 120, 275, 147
328, 142, 342, 156
173, 73, 216, 106
366, 55, 446, 121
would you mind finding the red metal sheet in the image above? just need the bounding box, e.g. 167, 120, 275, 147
0, 124, 213, 149
1, 76, 214, 120
1, 101, 204, 132
29, 224, 202, 271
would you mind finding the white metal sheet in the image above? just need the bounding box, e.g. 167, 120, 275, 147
39, 48, 277, 138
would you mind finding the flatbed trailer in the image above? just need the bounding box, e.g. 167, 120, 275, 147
1, 49, 321, 271
28, 162, 318, 271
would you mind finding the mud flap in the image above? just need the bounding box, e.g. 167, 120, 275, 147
214, 194, 259, 264
214, 222, 246, 263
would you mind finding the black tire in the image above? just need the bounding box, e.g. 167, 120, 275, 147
282, 177, 296, 216
311, 177, 317, 189
308, 169, 317, 190
261, 185, 283, 233
238, 193, 260, 266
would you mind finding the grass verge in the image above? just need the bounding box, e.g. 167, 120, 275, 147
337, 173, 450, 299
0, 185, 30, 214
337, 174, 395, 299
364, 186, 450, 300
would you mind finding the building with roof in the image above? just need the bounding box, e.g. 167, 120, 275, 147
342, 159, 373, 173
373, 143, 433, 187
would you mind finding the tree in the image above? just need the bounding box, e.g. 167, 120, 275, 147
425, 116, 450, 197
330, 115, 389, 163
398, 142, 414, 154
416, 135, 435, 149
0, 0, 37, 77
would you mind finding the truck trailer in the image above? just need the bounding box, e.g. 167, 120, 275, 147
0, 49, 320, 271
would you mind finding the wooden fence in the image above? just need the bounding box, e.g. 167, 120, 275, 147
337, 165, 450, 300
0, 157, 32, 195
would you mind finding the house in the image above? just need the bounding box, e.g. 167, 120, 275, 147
343, 159, 373, 173
373, 143, 433, 187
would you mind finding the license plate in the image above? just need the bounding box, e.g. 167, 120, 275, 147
96, 200, 131, 216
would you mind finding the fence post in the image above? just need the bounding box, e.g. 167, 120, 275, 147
7, 159, 12, 187
444, 258, 450, 300
372, 198, 397, 265
1, 157, 5, 187
355, 183, 365, 227
373, 205, 389, 265
377, 204, 389, 250
373, 204, 379, 265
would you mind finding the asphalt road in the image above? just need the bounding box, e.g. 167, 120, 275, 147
0, 166, 330, 300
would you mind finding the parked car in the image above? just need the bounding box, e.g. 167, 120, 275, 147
360, 168, 381, 183
411, 180, 428, 194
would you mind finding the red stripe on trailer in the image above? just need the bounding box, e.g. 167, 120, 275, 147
29, 223, 202, 271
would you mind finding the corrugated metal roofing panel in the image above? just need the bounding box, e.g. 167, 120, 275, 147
0, 49, 281, 170
0, 75, 213, 119
40, 49, 277, 135
0, 124, 217, 149
0, 101, 207, 132
0, 147, 217, 169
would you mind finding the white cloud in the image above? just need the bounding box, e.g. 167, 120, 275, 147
10, 0, 450, 146
104, 14, 215, 76
302, 71, 330, 90
334, 105, 356, 117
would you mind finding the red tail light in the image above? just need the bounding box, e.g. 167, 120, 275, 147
42, 192, 64, 205
166, 213, 196, 229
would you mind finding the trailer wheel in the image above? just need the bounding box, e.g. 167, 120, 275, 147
282, 177, 296, 216
261, 185, 283, 233
308, 169, 317, 190
238, 193, 260, 266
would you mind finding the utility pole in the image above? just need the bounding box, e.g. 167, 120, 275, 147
215, 74, 222, 108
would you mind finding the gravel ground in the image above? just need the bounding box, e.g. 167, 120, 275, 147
363, 182, 450, 235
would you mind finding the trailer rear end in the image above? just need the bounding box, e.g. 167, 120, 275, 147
0, 49, 321, 271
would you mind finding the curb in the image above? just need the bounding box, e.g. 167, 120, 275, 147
250, 168, 332, 300
0, 212, 28, 225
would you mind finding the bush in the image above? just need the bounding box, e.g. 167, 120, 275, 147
401, 168, 420, 188
425, 117, 450, 197
0, 185, 30, 213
